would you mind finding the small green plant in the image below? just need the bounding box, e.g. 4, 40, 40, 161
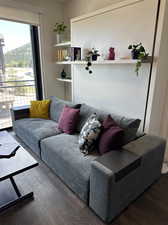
128, 43, 149, 76
53, 22, 67, 34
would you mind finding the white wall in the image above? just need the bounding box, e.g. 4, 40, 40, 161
0, 0, 65, 99
63, 0, 136, 102
147, 0, 168, 136
65, 0, 168, 161
146, 0, 168, 160
71, 0, 158, 129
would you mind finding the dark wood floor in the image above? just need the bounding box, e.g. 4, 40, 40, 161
0, 136, 168, 225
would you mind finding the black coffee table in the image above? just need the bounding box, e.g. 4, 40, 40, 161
0, 131, 39, 212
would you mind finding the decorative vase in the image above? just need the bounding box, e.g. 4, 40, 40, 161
61, 69, 67, 79
108, 47, 115, 60
92, 55, 98, 61
131, 50, 139, 59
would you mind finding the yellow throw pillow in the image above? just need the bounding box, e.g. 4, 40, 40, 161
30, 100, 51, 119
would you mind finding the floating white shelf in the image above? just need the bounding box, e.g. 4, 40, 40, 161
54, 42, 71, 47
57, 78, 72, 83
56, 59, 151, 65
56, 61, 72, 64
73, 59, 140, 65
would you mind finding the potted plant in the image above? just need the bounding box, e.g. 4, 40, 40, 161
128, 43, 149, 75
84, 48, 100, 74
88, 48, 100, 61
53, 22, 67, 44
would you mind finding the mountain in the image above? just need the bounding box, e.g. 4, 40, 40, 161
4, 43, 33, 67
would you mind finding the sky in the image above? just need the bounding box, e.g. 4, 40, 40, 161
0, 19, 31, 53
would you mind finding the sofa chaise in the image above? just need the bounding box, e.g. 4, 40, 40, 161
11, 97, 166, 222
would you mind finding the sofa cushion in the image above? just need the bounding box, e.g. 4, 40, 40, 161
41, 133, 99, 202
77, 104, 107, 132
79, 114, 102, 155
77, 104, 141, 144
58, 106, 80, 134
30, 100, 51, 119
98, 115, 124, 154
114, 114, 141, 145
49, 96, 79, 122
14, 118, 61, 156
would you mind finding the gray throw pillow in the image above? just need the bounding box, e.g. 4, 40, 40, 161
79, 113, 102, 156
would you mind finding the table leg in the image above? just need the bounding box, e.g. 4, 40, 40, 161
10, 177, 21, 197
0, 177, 34, 213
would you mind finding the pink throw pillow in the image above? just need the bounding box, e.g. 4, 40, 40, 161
58, 106, 80, 134
98, 115, 124, 154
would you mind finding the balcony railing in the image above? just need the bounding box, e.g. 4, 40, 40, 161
0, 80, 36, 129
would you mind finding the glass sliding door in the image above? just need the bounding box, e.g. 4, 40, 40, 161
0, 20, 41, 129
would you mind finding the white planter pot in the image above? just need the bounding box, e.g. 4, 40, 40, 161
56, 34, 63, 44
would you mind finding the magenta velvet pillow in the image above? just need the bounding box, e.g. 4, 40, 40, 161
58, 105, 80, 134
98, 115, 124, 155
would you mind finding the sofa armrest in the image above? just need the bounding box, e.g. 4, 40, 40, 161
90, 150, 141, 222
10, 105, 30, 122
123, 134, 166, 157
123, 134, 166, 192
93, 150, 141, 182
89, 135, 166, 222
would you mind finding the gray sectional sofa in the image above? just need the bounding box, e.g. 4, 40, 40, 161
11, 97, 166, 222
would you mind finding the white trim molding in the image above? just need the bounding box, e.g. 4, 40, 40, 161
71, 0, 144, 23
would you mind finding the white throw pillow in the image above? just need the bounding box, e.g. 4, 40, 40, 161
79, 113, 102, 155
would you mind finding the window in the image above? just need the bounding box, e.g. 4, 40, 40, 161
0, 19, 42, 129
